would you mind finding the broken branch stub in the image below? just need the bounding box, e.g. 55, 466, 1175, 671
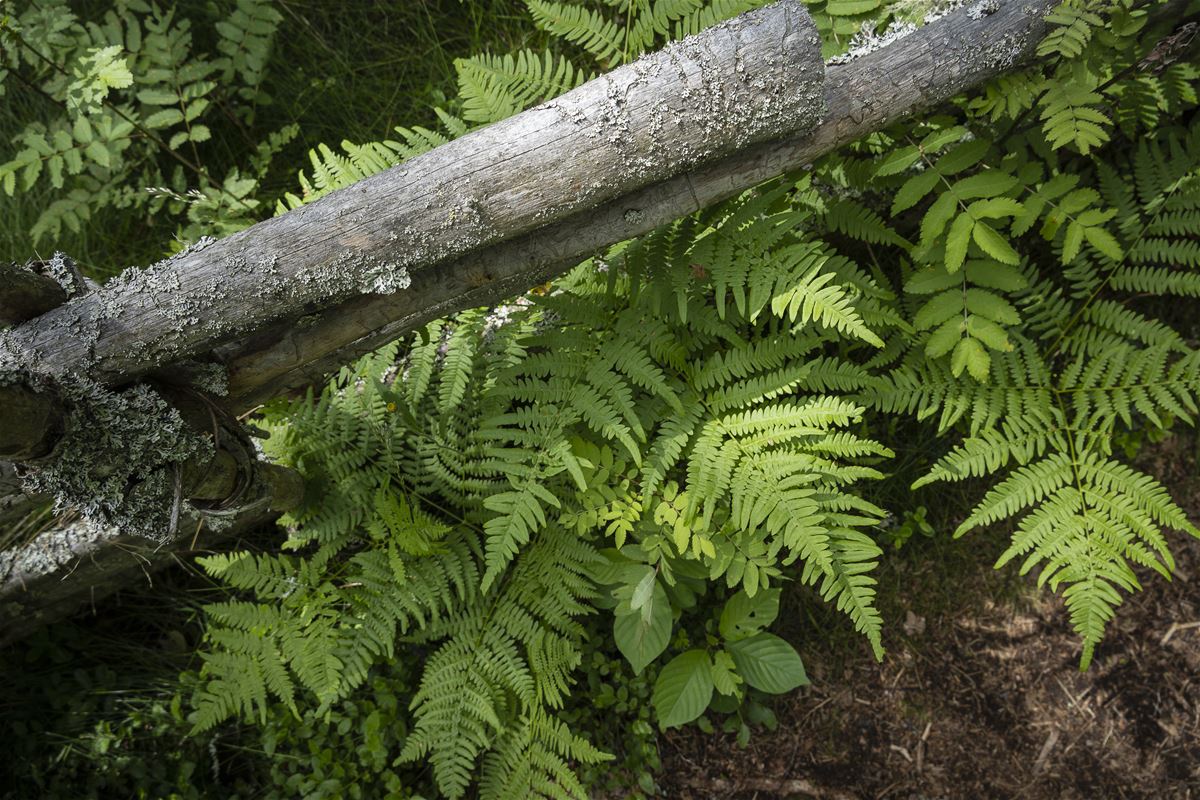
0, 255, 92, 329
0, 265, 67, 327
2, 0, 824, 389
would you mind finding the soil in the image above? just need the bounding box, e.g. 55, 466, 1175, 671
658, 435, 1200, 800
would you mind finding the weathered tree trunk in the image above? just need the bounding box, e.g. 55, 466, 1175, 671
0, 467, 300, 644
2, 0, 824, 392
218, 0, 1064, 406
0, 0, 1086, 639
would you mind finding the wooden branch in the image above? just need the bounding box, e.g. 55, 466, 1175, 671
3, 0, 1064, 416
0, 380, 304, 640
0, 264, 68, 326
0, 456, 302, 645
0, 474, 300, 646
217, 0, 1062, 407
3, 0, 824, 389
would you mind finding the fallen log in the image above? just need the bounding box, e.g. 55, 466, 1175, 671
212, 0, 1064, 407
0, 462, 301, 645
0, 0, 1111, 638
1, 0, 825, 390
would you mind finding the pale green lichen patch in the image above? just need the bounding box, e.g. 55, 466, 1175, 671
0, 518, 111, 587
1, 313, 212, 542
37, 252, 92, 297
19, 380, 211, 541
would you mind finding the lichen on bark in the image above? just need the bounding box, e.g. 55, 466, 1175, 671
18, 380, 211, 541
1, 295, 212, 541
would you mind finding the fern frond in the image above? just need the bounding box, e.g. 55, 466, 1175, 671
525, 0, 624, 64
456, 49, 588, 124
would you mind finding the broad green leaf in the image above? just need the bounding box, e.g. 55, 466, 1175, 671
951, 336, 990, 382
966, 315, 1013, 352
85, 140, 111, 168
1075, 207, 1116, 226
949, 171, 1018, 200
72, 116, 92, 143
925, 316, 964, 358
726, 633, 808, 694
718, 587, 780, 641
920, 190, 957, 244
892, 170, 940, 215
825, 0, 881, 15
914, 289, 962, 331
185, 97, 210, 122
710, 650, 741, 696
919, 125, 966, 154
653, 650, 714, 728
92, 46, 133, 90
964, 289, 1020, 325
1083, 225, 1123, 261
138, 88, 179, 105
934, 139, 989, 174
1062, 220, 1085, 263
630, 567, 656, 615
48, 155, 64, 188
964, 260, 1027, 291
904, 266, 959, 295
614, 582, 671, 674
145, 108, 184, 129
875, 145, 920, 177
971, 221, 1020, 264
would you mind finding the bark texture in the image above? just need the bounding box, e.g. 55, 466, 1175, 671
0, 0, 1067, 639
0, 479, 298, 646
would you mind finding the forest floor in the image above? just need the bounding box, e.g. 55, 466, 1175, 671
657, 434, 1200, 800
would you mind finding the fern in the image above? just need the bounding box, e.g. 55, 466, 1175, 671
525, 0, 626, 64
949, 444, 1197, 669
455, 49, 589, 124
188, 3, 1200, 796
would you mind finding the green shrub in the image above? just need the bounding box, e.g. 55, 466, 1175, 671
0, 0, 291, 260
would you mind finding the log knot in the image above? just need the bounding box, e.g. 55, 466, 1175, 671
34, 252, 94, 298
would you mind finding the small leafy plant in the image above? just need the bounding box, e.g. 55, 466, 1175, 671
0, 0, 291, 256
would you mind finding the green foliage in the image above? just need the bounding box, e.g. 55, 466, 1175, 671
197, 178, 890, 795
0, 0, 292, 251
44, 0, 1195, 797
455, 48, 590, 123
